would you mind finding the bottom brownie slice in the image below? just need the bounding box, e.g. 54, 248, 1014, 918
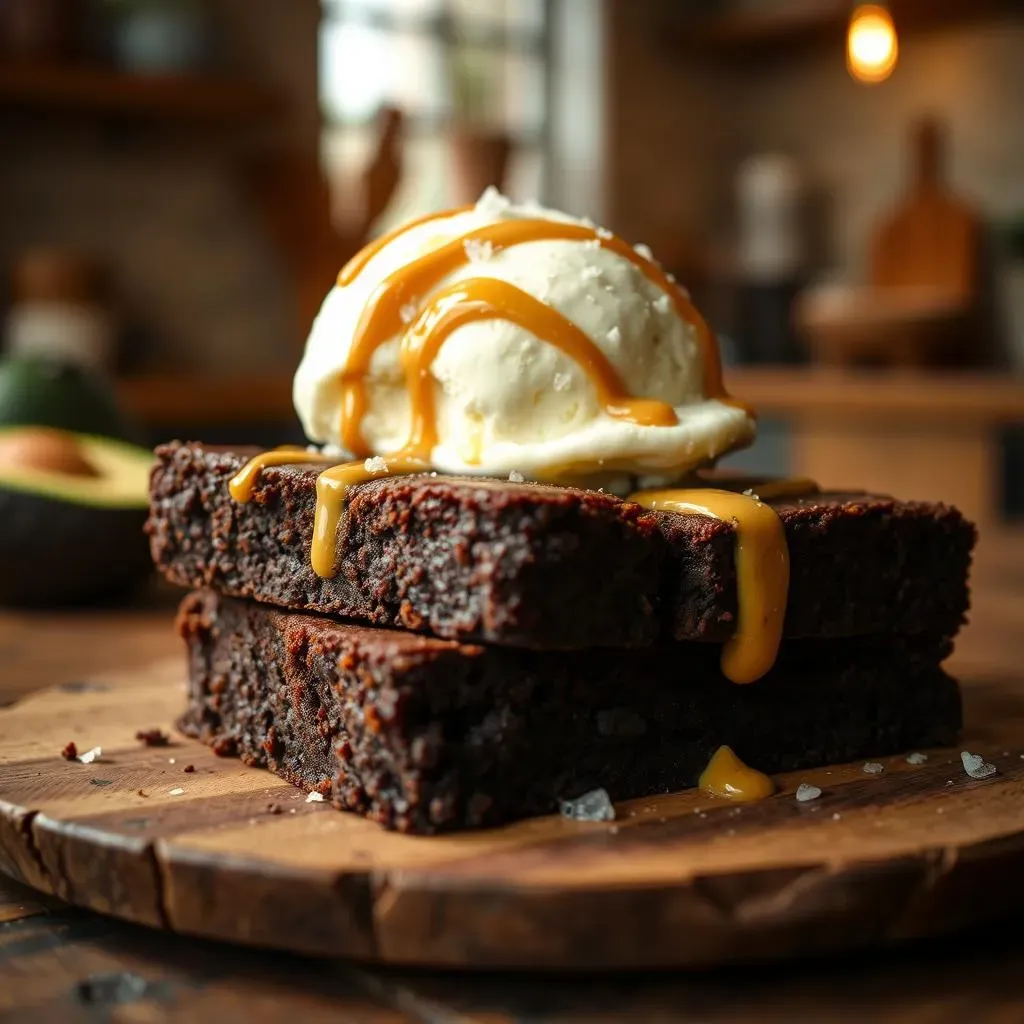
177, 590, 962, 834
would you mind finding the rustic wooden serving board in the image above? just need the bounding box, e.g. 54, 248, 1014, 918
3, 654, 1024, 970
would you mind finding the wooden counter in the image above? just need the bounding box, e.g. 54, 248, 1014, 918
728, 369, 1024, 534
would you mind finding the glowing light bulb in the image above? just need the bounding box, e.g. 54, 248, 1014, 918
847, 4, 898, 84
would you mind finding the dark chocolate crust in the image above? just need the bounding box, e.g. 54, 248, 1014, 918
178, 589, 962, 835
149, 441, 975, 650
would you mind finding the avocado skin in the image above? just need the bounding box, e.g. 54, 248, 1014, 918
0, 488, 152, 606
0, 358, 139, 443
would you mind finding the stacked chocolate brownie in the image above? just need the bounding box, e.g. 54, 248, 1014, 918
148, 441, 975, 834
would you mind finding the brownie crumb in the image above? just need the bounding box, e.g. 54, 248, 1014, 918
266, 802, 283, 815
183, 764, 195, 773
135, 728, 170, 747
177, 588, 964, 834
137, 789, 149, 797
61, 741, 78, 761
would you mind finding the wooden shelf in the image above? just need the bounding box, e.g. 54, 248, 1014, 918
118, 373, 293, 426
0, 63, 275, 123
726, 368, 1024, 424
669, 0, 1022, 55
116, 368, 1024, 428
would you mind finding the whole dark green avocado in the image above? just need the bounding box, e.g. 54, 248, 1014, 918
0, 357, 138, 441
0, 426, 154, 606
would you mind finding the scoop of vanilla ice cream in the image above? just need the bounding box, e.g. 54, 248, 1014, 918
293, 188, 754, 484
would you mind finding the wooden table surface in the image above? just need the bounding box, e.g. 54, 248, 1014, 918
3, 544, 1024, 1023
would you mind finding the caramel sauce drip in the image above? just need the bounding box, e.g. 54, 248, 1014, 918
228, 447, 335, 503
311, 458, 427, 577
338, 215, 744, 459
395, 279, 678, 461
699, 745, 775, 802
695, 469, 820, 502
230, 449, 427, 579
629, 487, 790, 684
744, 477, 819, 501
337, 206, 473, 287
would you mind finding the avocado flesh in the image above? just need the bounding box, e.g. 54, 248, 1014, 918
0, 430, 154, 606
0, 431, 152, 508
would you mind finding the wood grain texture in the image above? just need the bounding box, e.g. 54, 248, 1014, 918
2, 616, 1024, 969
0, 894, 411, 1023
8, 868, 1024, 1023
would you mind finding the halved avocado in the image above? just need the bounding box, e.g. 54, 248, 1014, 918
0, 427, 154, 606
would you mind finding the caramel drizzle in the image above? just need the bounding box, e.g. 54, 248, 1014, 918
396, 279, 678, 460
337, 205, 473, 287
695, 469, 820, 502
228, 447, 335, 503
698, 745, 775, 802
629, 487, 790, 685
338, 216, 745, 460
230, 449, 428, 579
310, 457, 427, 577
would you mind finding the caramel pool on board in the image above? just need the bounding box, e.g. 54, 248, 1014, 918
699, 745, 776, 802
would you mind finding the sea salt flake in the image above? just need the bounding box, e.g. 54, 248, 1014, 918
399, 301, 418, 324
606, 325, 622, 345
795, 783, 822, 803
961, 750, 997, 780
583, 238, 602, 249
560, 788, 615, 822
475, 185, 510, 217
463, 238, 494, 263
364, 456, 389, 474
580, 265, 602, 281
168, 758, 175, 764
832, 812, 841, 821
508, 470, 525, 483
553, 372, 572, 392
306, 791, 326, 803
906, 752, 928, 765
78, 747, 102, 765
633, 242, 654, 261
596, 226, 613, 240
653, 294, 672, 314
169, 788, 185, 796
863, 762, 884, 775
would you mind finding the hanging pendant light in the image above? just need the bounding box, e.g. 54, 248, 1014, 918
847, 3, 898, 84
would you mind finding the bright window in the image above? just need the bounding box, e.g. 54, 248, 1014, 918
320, 0, 549, 234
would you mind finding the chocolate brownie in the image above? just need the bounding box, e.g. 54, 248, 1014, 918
150, 441, 975, 651
178, 589, 962, 834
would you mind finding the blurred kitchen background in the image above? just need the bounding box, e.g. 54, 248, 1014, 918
2, 0, 1024, 544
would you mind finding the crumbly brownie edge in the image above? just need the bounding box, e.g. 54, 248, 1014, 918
149, 442, 976, 651
150, 441, 663, 650
178, 590, 963, 835
659, 496, 976, 642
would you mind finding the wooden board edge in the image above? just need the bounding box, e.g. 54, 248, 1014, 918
5, 797, 1024, 968
0, 800, 52, 895
154, 841, 377, 959
367, 835, 1024, 968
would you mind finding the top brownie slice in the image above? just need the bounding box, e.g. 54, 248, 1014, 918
147, 441, 975, 650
